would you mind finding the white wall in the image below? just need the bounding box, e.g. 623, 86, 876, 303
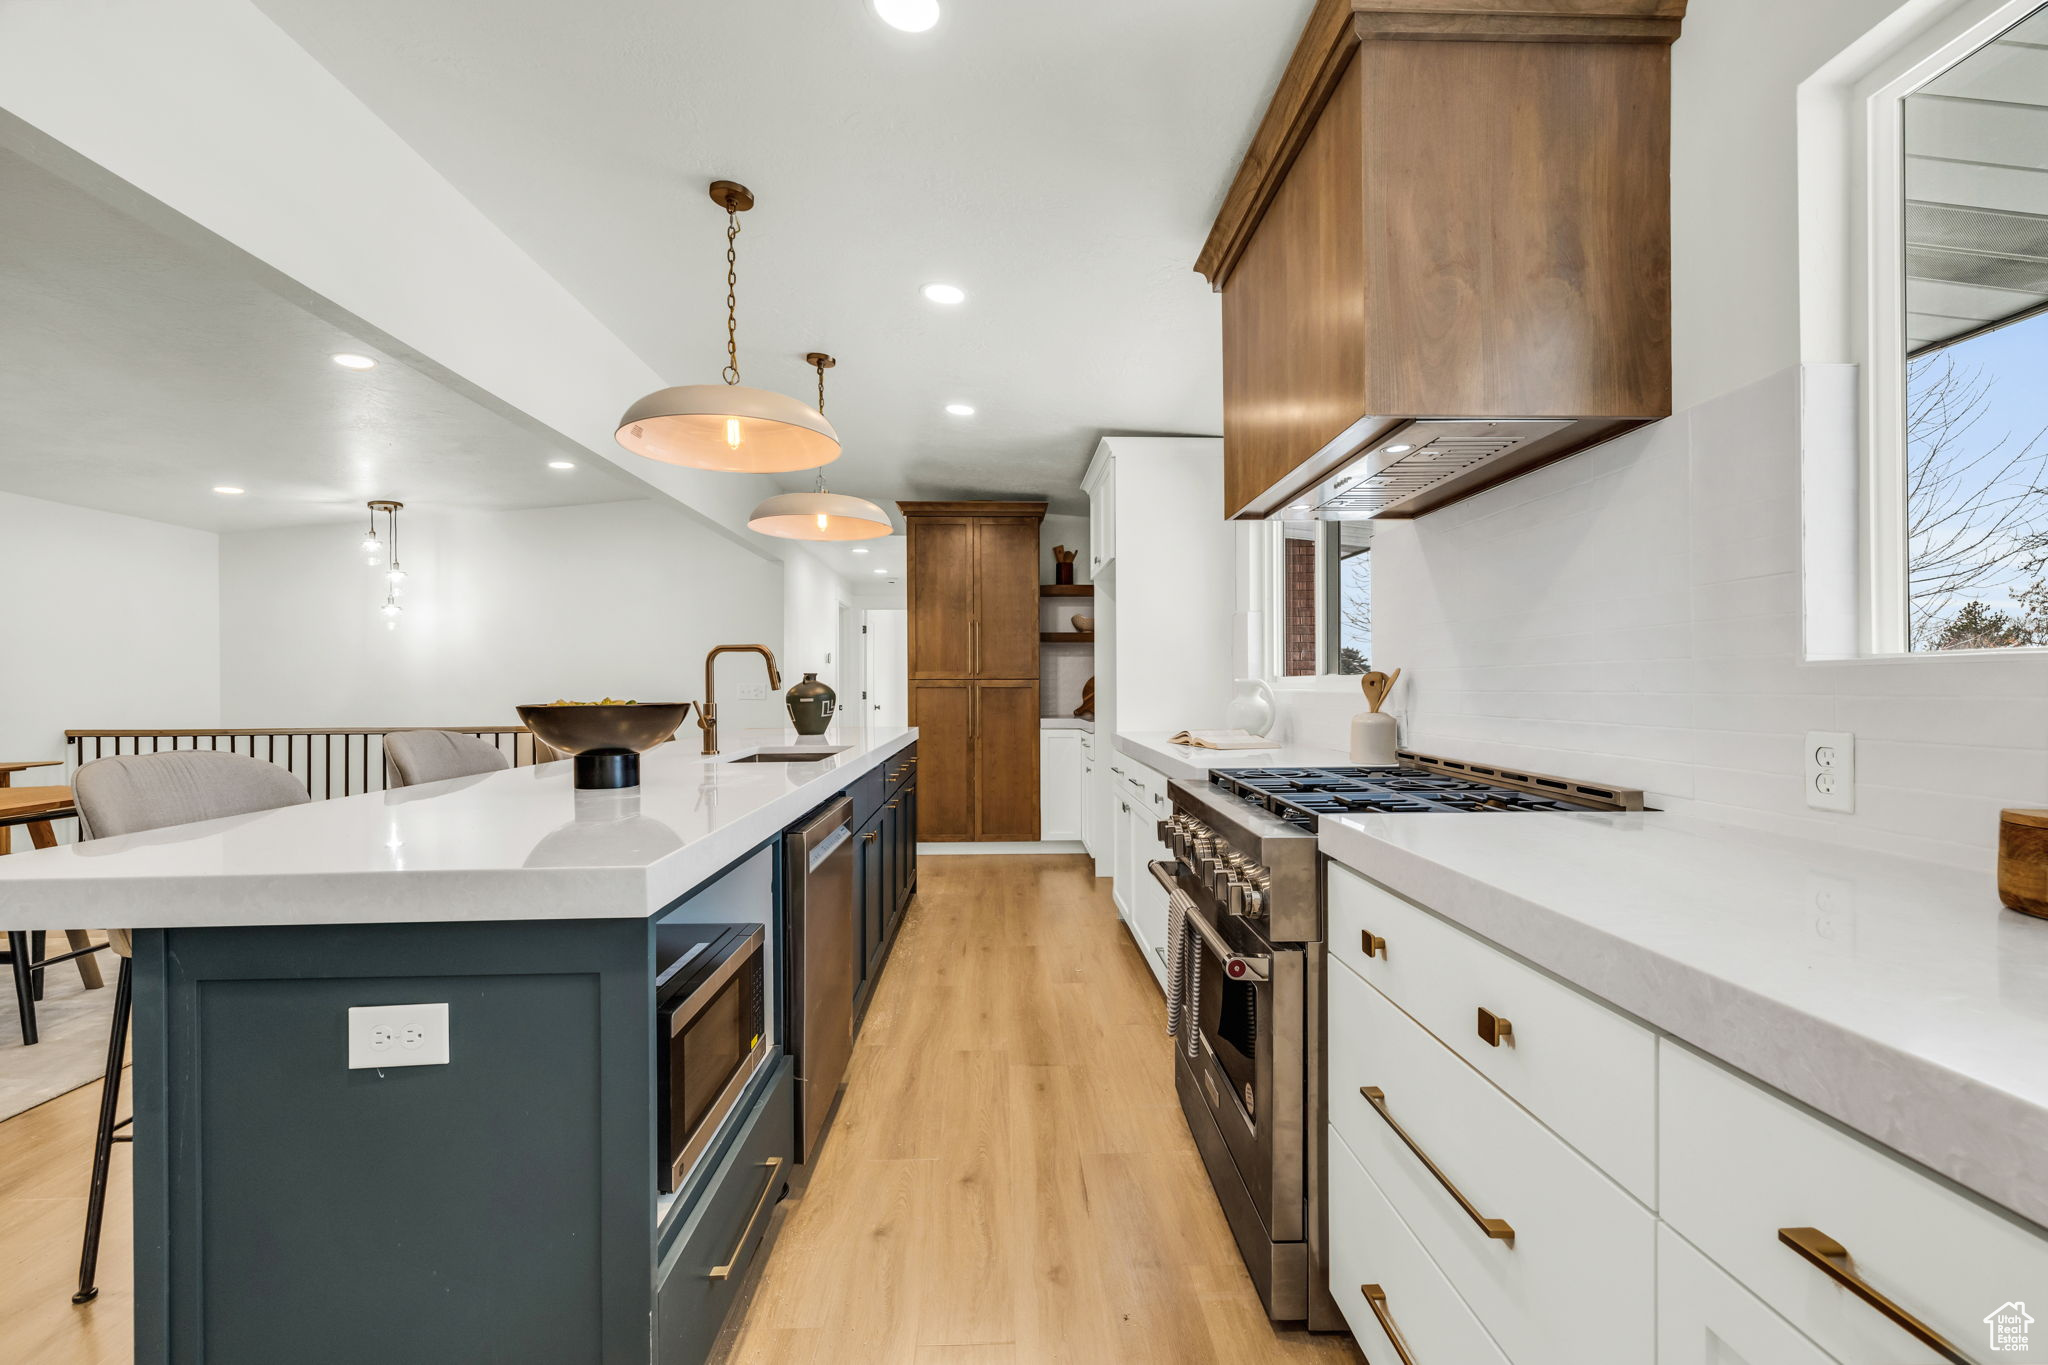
220, 501, 794, 732
0, 490, 220, 764
1283, 0, 2048, 869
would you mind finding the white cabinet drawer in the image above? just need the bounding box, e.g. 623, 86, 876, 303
1328, 959, 1655, 1365
1329, 1126, 1511, 1365
1661, 1040, 2048, 1364
1326, 863, 1656, 1201
1658, 1224, 1840, 1365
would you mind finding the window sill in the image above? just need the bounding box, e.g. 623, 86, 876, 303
1266, 674, 1369, 694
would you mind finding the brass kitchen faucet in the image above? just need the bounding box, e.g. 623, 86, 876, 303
699, 644, 781, 755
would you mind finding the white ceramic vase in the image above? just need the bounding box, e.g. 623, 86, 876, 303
1225, 678, 1278, 738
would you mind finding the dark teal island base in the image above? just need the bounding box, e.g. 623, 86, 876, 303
129, 909, 793, 1365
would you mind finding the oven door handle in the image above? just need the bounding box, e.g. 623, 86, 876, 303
1149, 861, 1268, 982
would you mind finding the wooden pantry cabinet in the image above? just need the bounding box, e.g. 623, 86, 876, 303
900, 501, 1045, 842
1199, 0, 1686, 521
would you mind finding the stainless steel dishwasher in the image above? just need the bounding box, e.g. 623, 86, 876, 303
785, 795, 855, 1163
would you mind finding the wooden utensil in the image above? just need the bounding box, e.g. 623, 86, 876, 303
1360, 669, 1401, 714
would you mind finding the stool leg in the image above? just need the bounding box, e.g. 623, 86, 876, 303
31, 930, 46, 1001
6, 932, 36, 1045
74, 957, 131, 1305
62, 932, 105, 991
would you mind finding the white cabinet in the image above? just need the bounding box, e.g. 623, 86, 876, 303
1079, 733, 1105, 865
1660, 1040, 2048, 1365
1038, 729, 1082, 842
1081, 445, 1116, 574
1327, 865, 1657, 1202
1328, 957, 1657, 1365
1324, 860, 2048, 1365
1658, 1225, 1839, 1365
1107, 757, 1170, 990
1080, 437, 1235, 752
1329, 1128, 1513, 1365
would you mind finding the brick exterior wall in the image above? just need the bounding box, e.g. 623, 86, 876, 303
1284, 535, 1318, 676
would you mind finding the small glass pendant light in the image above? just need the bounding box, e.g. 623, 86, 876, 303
616, 182, 841, 473
748, 353, 892, 541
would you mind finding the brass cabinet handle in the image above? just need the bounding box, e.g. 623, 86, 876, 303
1476, 1007, 1514, 1048
1361, 1285, 1420, 1365
708, 1158, 784, 1280
1777, 1227, 1967, 1363
1361, 1087, 1514, 1244
886, 800, 899, 809
1362, 930, 1387, 960
971, 621, 979, 673
863, 831, 880, 843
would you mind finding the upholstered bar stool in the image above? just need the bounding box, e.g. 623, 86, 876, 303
383, 729, 512, 788
67, 749, 310, 1305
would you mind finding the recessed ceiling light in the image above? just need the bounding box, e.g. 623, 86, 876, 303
330, 353, 378, 370
212, 485, 245, 495
921, 283, 966, 306
945, 403, 976, 416
873, 567, 889, 575
548, 460, 576, 470
872, 0, 941, 33
852, 547, 870, 555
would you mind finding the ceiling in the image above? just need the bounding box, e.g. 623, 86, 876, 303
1905, 5, 2048, 355
0, 141, 651, 533
249, 0, 1314, 514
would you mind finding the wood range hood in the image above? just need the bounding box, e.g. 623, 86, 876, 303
1199, 0, 1687, 522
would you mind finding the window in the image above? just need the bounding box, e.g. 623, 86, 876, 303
1898, 6, 2048, 651
1815, 0, 2048, 655
1274, 522, 1372, 679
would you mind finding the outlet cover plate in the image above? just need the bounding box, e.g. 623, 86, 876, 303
1805, 731, 1855, 814
348, 1002, 450, 1069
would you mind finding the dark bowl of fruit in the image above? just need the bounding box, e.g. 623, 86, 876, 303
516, 700, 696, 790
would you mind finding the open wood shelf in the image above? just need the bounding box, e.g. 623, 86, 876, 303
1039, 584, 1094, 597
1040, 631, 1095, 644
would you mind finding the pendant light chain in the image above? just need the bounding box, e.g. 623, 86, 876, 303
814, 356, 830, 492
722, 207, 741, 386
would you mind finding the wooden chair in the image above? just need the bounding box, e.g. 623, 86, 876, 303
0, 788, 106, 1045
67, 749, 310, 1305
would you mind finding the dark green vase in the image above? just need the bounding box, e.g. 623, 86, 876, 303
786, 672, 837, 735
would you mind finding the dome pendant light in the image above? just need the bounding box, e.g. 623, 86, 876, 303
748, 354, 893, 542
615, 181, 841, 472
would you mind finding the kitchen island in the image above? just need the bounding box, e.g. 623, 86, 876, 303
0, 724, 916, 1365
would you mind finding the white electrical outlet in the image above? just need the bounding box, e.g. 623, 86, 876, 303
1804, 731, 1855, 813
348, 1002, 450, 1069
735, 682, 769, 701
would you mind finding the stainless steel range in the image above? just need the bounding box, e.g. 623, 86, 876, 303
1156, 751, 1643, 1330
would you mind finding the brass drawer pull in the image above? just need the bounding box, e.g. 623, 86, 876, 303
1361, 1087, 1514, 1244
1476, 1007, 1514, 1048
708, 1157, 785, 1280
1362, 1285, 1420, 1365
863, 831, 880, 843
886, 800, 900, 809
1362, 931, 1387, 960
1777, 1227, 1967, 1363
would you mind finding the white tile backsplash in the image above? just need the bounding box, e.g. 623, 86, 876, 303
1276, 364, 2048, 868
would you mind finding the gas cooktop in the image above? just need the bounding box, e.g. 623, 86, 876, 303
1211, 760, 1635, 830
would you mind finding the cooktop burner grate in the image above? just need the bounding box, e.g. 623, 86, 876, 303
1211, 764, 1602, 829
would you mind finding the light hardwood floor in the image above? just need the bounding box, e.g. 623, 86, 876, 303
0, 854, 1358, 1364
722, 854, 1360, 1365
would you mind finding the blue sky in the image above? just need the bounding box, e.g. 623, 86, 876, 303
1906, 308, 2048, 637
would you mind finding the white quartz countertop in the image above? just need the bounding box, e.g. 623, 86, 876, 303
1040, 717, 1094, 732
1114, 730, 1350, 782
1319, 810, 2048, 1228
0, 725, 916, 929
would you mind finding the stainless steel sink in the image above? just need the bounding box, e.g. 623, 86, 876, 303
726, 751, 842, 763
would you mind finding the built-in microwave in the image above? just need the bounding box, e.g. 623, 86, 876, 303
656, 922, 768, 1194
